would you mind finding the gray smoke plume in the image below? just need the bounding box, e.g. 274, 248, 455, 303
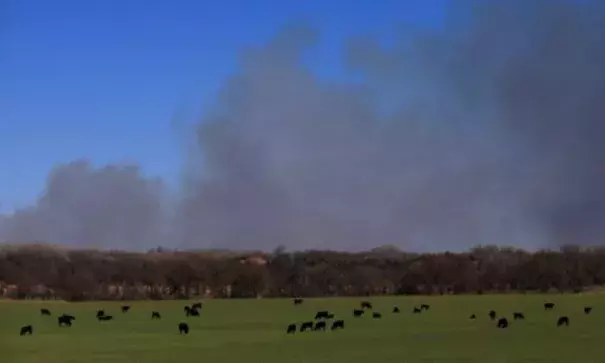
2, 0, 604, 251
177, 0, 605, 251
0, 160, 167, 250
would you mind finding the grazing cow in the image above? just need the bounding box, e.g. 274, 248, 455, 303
413, 307, 422, 314
544, 302, 555, 311
469, 314, 476, 320
353, 309, 364, 317
372, 312, 382, 319
331, 319, 345, 330
58, 315, 75, 327
188, 308, 200, 317
315, 311, 330, 319
314, 321, 327, 331
393, 307, 400, 313
40, 308, 51, 316
178, 322, 189, 334
121, 305, 131, 313
20, 325, 33, 336
300, 321, 314, 332
293, 298, 304, 305
584, 307, 593, 315
151, 311, 161, 320
185, 305, 199, 317
98, 315, 113, 321
488, 310, 497, 320
286, 323, 297, 334
96, 310, 105, 318
497, 318, 509, 328
360, 301, 373, 309
420, 304, 430, 311
513, 312, 525, 320
191, 302, 203, 310
557, 316, 569, 327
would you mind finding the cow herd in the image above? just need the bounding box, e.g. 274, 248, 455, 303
284, 299, 591, 336
19, 303, 200, 336
474, 302, 590, 330
285, 299, 429, 335
18, 299, 593, 337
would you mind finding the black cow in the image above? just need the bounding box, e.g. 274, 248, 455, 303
557, 316, 569, 327
360, 301, 373, 309
188, 308, 200, 317
488, 310, 497, 320
544, 302, 555, 311
96, 310, 105, 318
372, 312, 382, 319
183, 306, 200, 316
392, 307, 400, 313
584, 307, 593, 315
151, 311, 161, 320
20, 325, 33, 336
178, 322, 189, 334
314, 321, 327, 331
420, 304, 430, 311
286, 323, 297, 334
191, 302, 203, 310
513, 312, 525, 320
353, 309, 364, 317
293, 298, 304, 305
300, 321, 314, 332
469, 314, 476, 320
315, 311, 330, 319
497, 318, 509, 328
121, 305, 131, 313
98, 315, 113, 321
413, 307, 422, 314
58, 314, 75, 327
331, 319, 345, 330
40, 308, 51, 316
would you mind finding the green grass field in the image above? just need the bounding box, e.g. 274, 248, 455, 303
2, 295, 605, 362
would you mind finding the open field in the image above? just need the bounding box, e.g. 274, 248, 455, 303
2, 295, 605, 363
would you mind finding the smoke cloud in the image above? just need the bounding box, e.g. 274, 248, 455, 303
0, 160, 168, 250
1, 0, 604, 251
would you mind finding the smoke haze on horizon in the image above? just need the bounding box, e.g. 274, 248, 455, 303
1, 0, 604, 252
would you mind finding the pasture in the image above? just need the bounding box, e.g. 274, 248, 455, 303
2, 295, 605, 362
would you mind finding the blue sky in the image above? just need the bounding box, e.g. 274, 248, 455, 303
0, 0, 447, 212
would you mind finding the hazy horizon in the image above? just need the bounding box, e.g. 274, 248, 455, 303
2, 0, 604, 252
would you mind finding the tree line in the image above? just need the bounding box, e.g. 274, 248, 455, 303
1, 243, 604, 301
